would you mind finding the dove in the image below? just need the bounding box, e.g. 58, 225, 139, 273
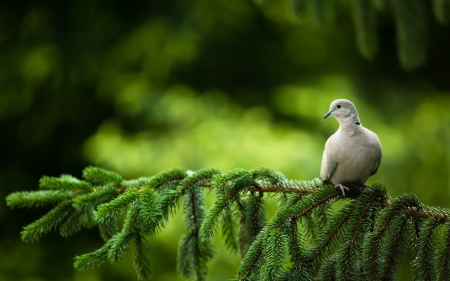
320, 99, 382, 195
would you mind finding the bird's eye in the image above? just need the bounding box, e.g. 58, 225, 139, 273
337, 104, 341, 108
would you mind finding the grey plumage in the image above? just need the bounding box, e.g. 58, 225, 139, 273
320, 99, 382, 195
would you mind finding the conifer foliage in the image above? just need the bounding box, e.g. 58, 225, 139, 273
6, 166, 450, 280
288, 0, 450, 70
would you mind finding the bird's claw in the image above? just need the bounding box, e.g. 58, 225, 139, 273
336, 184, 350, 196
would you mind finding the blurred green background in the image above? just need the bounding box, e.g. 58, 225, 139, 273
1, 0, 450, 280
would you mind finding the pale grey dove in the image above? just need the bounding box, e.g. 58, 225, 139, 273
321, 99, 382, 195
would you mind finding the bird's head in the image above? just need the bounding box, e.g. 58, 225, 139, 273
323, 99, 360, 124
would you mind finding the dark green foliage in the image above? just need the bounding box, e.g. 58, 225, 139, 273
308, 200, 355, 265
107, 204, 141, 263
177, 185, 213, 281
133, 233, 152, 280
333, 187, 386, 281
8, 166, 450, 280
221, 202, 239, 253
243, 192, 266, 248
316, 253, 338, 281
391, 0, 428, 70
375, 214, 411, 281
439, 221, 450, 280
235, 229, 266, 280
261, 227, 288, 280
353, 0, 378, 59
279, 0, 450, 70
289, 0, 309, 18
286, 216, 305, 267
432, 0, 450, 24
361, 193, 420, 280
310, 0, 333, 25
412, 217, 439, 280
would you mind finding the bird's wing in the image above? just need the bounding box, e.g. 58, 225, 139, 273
367, 130, 382, 176
320, 141, 337, 182
370, 153, 382, 176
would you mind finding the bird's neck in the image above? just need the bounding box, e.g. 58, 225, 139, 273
338, 115, 361, 133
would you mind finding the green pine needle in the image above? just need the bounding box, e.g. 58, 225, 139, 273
21, 200, 72, 243
200, 186, 240, 240
74, 238, 115, 270
261, 227, 287, 280
133, 233, 152, 280
221, 202, 239, 253
375, 214, 411, 280
178, 168, 221, 193
211, 168, 249, 189
439, 221, 450, 280
236, 229, 266, 280
138, 187, 163, 235
412, 215, 442, 281
60, 208, 94, 237
316, 253, 338, 280
107, 204, 140, 263
244, 192, 266, 244
82, 166, 123, 185
6, 190, 74, 209
72, 184, 118, 209
9, 166, 450, 281
98, 218, 119, 241
96, 188, 140, 225
39, 174, 93, 191
308, 201, 355, 264
145, 168, 187, 190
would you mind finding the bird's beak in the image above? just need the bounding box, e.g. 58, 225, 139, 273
323, 110, 332, 119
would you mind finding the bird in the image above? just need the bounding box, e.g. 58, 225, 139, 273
320, 99, 382, 196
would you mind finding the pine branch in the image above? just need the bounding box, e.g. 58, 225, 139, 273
378, 214, 410, 281
133, 233, 152, 280
8, 166, 450, 281
243, 192, 266, 247
308, 202, 354, 263
39, 174, 93, 191
74, 237, 116, 270
439, 221, 450, 280
96, 188, 140, 225
177, 178, 214, 281
20, 200, 73, 243
261, 226, 287, 280
82, 166, 123, 185
412, 214, 443, 281
235, 228, 266, 280
6, 190, 75, 209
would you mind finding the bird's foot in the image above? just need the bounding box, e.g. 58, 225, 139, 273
335, 184, 350, 196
